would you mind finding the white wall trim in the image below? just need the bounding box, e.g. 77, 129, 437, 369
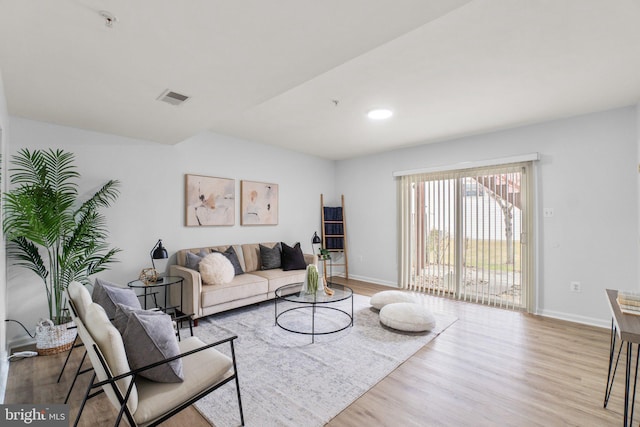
348, 272, 609, 329
6, 337, 35, 353
537, 309, 609, 329
335, 273, 398, 288
392, 152, 540, 177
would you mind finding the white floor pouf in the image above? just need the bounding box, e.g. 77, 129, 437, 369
370, 290, 419, 310
379, 302, 436, 332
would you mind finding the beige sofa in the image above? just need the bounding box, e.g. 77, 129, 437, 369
169, 242, 316, 320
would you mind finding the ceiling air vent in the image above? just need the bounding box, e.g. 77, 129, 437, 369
157, 89, 190, 106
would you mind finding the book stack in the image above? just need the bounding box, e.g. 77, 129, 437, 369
618, 291, 640, 316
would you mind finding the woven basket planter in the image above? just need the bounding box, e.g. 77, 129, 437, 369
35, 319, 77, 356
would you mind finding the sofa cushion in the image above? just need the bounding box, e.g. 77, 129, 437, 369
185, 250, 208, 271
260, 243, 282, 270
252, 269, 307, 293
200, 253, 235, 285
209, 245, 247, 272
281, 242, 306, 271
213, 246, 244, 275
92, 278, 141, 319
240, 244, 261, 272
201, 273, 268, 307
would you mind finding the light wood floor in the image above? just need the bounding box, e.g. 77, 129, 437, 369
4, 278, 627, 426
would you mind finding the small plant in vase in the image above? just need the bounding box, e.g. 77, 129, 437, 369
318, 247, 331, 261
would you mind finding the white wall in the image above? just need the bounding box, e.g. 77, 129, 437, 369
6, 117, 336, 348
0, 70, 9, 400
5, 105, 637, 346
336, 106, 639, 326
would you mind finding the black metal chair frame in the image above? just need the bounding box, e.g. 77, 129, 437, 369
56, 307, 82, 384
74, 335, 244, 427
60, 290, 187, 404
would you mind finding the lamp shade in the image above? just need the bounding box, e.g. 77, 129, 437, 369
151, 239, 168, 260
150, 239, 168, 273
312, 232, 322, 244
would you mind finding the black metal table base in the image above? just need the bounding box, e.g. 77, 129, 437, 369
274, 299, 353, 344
605, 320, 640, 426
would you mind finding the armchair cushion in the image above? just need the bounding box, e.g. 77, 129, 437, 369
117, 305, 184, 383
92, 278, 141, 319
84, 303, 139, 413
133, 336, 233, 425
68, 281, 93, 322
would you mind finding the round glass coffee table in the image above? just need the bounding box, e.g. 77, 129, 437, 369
274, 282, 353, 343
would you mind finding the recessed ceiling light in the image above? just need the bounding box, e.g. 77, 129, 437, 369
367, 108, 393, 120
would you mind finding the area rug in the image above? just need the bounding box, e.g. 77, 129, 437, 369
181, 293, 457, 427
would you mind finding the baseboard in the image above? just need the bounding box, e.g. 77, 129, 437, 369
335, 273, 398, 288
7, 336, 36, 353
537, 309, 609, 329
334, 274, 610, 329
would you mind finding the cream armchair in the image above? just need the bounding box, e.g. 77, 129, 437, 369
67, 286, 244, 427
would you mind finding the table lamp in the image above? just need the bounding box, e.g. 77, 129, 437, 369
150, 239, 169, 279
312, 231, 322, 255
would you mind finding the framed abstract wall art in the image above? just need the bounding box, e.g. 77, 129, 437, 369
185, 174, 235, 226
240, 180, 278, 225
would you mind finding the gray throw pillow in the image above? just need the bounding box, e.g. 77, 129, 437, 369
185, 250, 207, 271
113, 303, 165, 335
119, 308, 184, 383
92, 278, 141, 319
281, 242, 307, 271
260, 243, 282, 270
213, 246, 244, 275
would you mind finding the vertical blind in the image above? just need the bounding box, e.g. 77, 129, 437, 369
398, 162, 534, 312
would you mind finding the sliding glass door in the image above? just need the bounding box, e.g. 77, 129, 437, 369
399, 162, 533, 310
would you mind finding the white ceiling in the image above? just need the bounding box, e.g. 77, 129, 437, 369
1, 0, 640, 160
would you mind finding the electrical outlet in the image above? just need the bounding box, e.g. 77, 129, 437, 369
570, 281, 581, 292
543, 208, 554, 218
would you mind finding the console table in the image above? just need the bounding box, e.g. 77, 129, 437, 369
604, 289, 640, 426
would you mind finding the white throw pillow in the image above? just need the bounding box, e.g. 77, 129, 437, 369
199, 253, 235, 285
379, 302, 436, 332
370, 290, 419, 310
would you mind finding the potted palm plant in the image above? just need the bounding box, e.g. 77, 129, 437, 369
3, 148, 121, 355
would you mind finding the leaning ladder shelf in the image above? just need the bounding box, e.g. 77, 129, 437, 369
320, 194, 348, 280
